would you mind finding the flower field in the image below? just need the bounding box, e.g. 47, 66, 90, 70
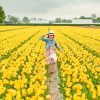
0, 26, 100, 100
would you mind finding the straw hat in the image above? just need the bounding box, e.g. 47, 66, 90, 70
48, 31, 54, 35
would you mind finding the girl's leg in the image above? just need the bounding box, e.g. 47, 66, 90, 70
49, 58, 55, 76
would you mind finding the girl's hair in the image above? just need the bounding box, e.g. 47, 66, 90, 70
47, 34, 54, 38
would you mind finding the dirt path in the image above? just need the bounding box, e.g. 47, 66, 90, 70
46, 63, 63, 100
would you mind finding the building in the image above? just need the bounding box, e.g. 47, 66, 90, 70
30, 19, 50, 24
72, 19, 93, 24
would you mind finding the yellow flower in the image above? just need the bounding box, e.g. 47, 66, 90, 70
7, 89, 16, 97
73, 94, 81, 100
46, 95, 51, 100
66, 82, 73, 88
3, 79, 9, 84
21, 88, 27, 96
14, 80, 20, 90
97, 85, 100, 96
0, 87, 6, 95
28, 87, 33, 95
5, 93, 12, 100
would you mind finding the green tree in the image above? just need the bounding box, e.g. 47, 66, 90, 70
91, 14, 96, 19
91, 14, 96, 23
0, 6, 6, 23
62, 19, 67, 23
7, 15, 20, 24
22, 17, 30, 24
79, 16, 86, 19
55, 18, 61, 23
34, 18, 36, 20
96, 17, 100, 23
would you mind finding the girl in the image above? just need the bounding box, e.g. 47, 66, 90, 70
40, 31, 63, 75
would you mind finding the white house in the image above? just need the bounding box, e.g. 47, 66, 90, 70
72, 19, 93, 24
30, 19, 50, 24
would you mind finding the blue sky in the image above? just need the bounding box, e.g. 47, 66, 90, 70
0, 0, 100, 19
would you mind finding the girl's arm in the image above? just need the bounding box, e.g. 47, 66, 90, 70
55, 41, 61, 51
55, 40, 64, 53
55, 42, 64, 53
40, 34, 48, 42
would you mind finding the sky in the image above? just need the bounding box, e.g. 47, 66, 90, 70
0, 0, 100, 20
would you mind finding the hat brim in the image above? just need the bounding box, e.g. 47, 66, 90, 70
48, 34, 54, 36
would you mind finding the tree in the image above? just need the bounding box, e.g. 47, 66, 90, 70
79, 16, 86, 19
62, 19, 72, 23
91, 14, 96, 23
62, 19, 67, 23
38, 18, 42, 20
34, 18, 36, 20
91, 14, 96, 19
96, 17, 100, 23
0, 6, 6, 23
55, 18, 61, 23
7, 15, 20, 24
22, 17, 30, 24
74, 17, 78, 19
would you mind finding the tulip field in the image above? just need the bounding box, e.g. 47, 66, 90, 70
0, 26, 100, 100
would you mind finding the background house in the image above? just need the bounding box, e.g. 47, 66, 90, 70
72, 19, 93, 24
30, 19, 50, 24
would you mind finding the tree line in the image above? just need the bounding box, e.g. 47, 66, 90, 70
0, 5, 100, 24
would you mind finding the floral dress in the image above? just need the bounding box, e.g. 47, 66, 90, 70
45, 47, 57, 72
45, 47, 57, 65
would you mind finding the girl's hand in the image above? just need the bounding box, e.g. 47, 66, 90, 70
45, 33, 48, 36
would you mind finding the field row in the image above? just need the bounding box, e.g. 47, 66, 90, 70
51, 26, 100, 100
0, 26, 100, 100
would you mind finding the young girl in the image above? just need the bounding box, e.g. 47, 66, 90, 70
40, 31, 63, 75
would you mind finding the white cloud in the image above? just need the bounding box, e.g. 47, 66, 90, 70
0, 0, 100, 19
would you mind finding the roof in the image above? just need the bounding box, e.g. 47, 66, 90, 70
72, 19, 93, 24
